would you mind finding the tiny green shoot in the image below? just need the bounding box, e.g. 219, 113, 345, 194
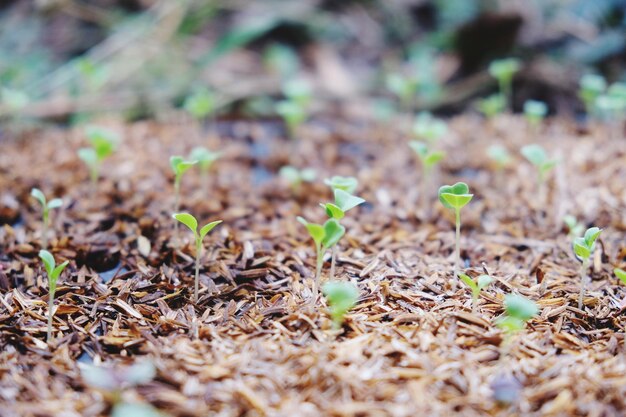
297, 217, 345, 304
573, 227, 602, 310
615, 268, 626, 286
31, 188, 63, 249
459, 273, 493, 313
183, 88, 216, 122
172, 213, 222, 303
324, 176, 358, 194
578, 74, 606, 116
39, 249, 69, 342
487, 145, 511, 170
323, 281, 359, 329
170, 156, 197, 243
321, 189, 366, 221
521, 144, 557, 185
78, 126, 120, 188
496, 294, 538, 338
412, 112, 447, 143
523, 99, 547, 128
409, 141, 445, 172
275, 100, 306, 138
477, 93, 505, 118
438, 182, 473, 282
385, 72, 417, 110
563, 215, 584, 238
488, 58, 521, 109
279, 166, 316, 192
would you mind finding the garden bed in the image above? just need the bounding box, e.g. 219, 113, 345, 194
1, 114, 626, 416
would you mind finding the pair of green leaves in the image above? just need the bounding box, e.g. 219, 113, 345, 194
170, 156, 197, 180
412, 112, 447, 142
321, 189, 365, 220
297, 217, 345, 251
322, 281, 359, 329
184, 88, 216, 120
521, 144, 557, 180
31, 188, 63, 215
78, 126, 120, 169
280, 166, 316, 188
324, 176, 358, 194
459, 273, 493, 301
409, 141, 445, 169
172, 213, 222, 247
189, 147, 221, 172
438, 182, 473, 211
39, 250, 69, 297
488, 58, 521, 90
496, 294, 538, 334
477, 94, 505, 118
573, 227, 602, 261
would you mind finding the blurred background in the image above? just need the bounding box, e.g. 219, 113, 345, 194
0, 0, 625, 128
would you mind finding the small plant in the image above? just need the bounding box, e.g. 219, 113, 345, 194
523, 100, 547, 127
297, 217, 345, 304
385, 72, 417, 110
578, 74, 606, 116
275, 100, 307, 138
409, 141, 445, 173
183, 88, 216, 123
39, 249, 69, 342
321, 189, 366, 221
324, 176, 358, 194
488, 58, 521, 109
521, 144, 557, 185
77, 126, 120, 188
438, 182, 473, 281
170, 156, 197, 241
189, 147, 220, 191
487, 145, 511, 170
412, 112, 447, 143
564, 215, 584, 238
172, 213, 222, 303
31, 188, 63, 249
459, 273, 493, 313
496, 294, 538, 338
573, 227, 602, 310
615, 268, 626, 285
323, 281, 359, 329
477, 94, 505, 118
279, 166, 316, 192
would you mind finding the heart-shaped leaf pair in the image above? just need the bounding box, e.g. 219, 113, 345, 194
322, 189, 365, 219
189, 147, 221, 171
39, 249, 69, 294
297, 217, 345, 249
324, 176, 358, 194
86, 126, 120, 160
173, 213, 222, 243
409, 141, 446, 167
438, 182, 473, 210
459, 273, 493, 295
497, 294, 537, 331
573, 227, 602, 260
170, 156, 198, 177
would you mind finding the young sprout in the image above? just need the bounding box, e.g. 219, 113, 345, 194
31, 188, 63, 249
488, 58, 521, 109
578, 74, 606, 116
459, 273, 493, 313
487, 145, 511, 170
189, 147, 220, 192
409, 141, 446, 173
563, 215, 584, 238
573, 227, 602, 310
324, 176, 358, 194
297, 217, 345, 304
322, 281, 359, 329
412, 112, 447, 143
39, 249, 69, 342
279, 166, 316, 192
496, 294, 538, 339
78, 126, 120, 188
438, 182, 473, 281
183, 88, 216, 123
523, 100, 548, 128
615, 268, 626, 286
477, 94, 505, 118
385, 72, 417, 110
172, 213, 222, 303
521, 144, 557, 185
321, 189, 366, 221
275, 100, 306, 138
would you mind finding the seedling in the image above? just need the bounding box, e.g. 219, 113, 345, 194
172, 213, 222, 303
578, 74, 606, 116
564, 215, 584, 238
524, 100, 547, 128
275, 100, 306, 138
279, 166, 316, 192
521, 144, 557, 185
409, 141, 445, 173
297, 217, 345, 304
496, 294, 538, 339
323, 281, 359, 329
386, 72, 417, 110
170, 156, 197, 241
282, 78, 312, 108
438, 182, 473, 281
488, 58, 521, 109
324, 176, 358, 194
189, 147, 220, 192
412, 112, 447, 143
477, 94, 505, 118
615, 268, 626, 286
78, 126, 120, 188
183, 88, 216, 123
31, 188, 63, 249
573, 227, 602, 310
459, 273, 493, 312
39, 249, 69, 342
487, 145, 511, 170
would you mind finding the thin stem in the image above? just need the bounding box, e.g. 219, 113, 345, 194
578, 258, 589, 310
330, 246, 337, 282
194, 239, 201, 304
42, 211, 49, 250
454, 209, 461, 281
47, 292, 54, 342
312, 245, 323, 305
173, 178, 180, 245
200, 170, 208, 196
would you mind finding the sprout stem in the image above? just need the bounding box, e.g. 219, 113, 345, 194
312, 246, 323, 305
330, 246, 337, 282
578, 258, 589, 310
173, 179, 181, 245
42, 211, 49, 250
194, 239, 201, 304
454, 208, 461, 283
47, 294, 54, 342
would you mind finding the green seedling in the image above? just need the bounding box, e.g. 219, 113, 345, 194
487, 145, 511, 170
521, 144, 557, 185
321, 189, 366, 221
496, 294, 538, 338
78, 126, 120, 187
477, 94, 505, 118
170, 156, 197, 240
564, 215, 584, 238
39, 249, 69, 342
573, 227, 602, 310
323, 281, 359, 329
412, 112, 447, 143
324, 176, 358, 194
409, 141, 445, 172
275, 100, 306, 138
172, 213, 222, 303
189, 147, 220, 192
524, 100, 547, 127
615, 268, 626, 286
578, 74, 606, 116
279, 166, 316, 192
459, 273, 493, 312
184, 88, 216, 122
385, 72, 417, 110
439, 182, 473, 281
31, 188, 63, 249
488, 58, 521, 109
297, 217, 345, 304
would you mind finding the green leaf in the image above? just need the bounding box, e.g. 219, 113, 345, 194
487, 145, 511, 167
439, 191, 473, 210
189, 147, 220, 171
324, 176, 358, 194
322, 219, 345, 249
199, 220, 222, 240
39, 250, 55, 277
172, 213, 198, 236
297, 217, 324, 246
184, 88, 215, 120
78, 148, 98, 168
573, 237, 591, 259
322, 203, 345, 220
496, 316, 524, 333
47, 198, 63, 209
615, 268, 626, 286
504, 294, 538, 321
424, 151, 445, 167
412, 112, 447, 142
459, 273, 477, 292
476, 94, 505, 117
51, 260, 69, 281
477, 274, 494, 290
334, 189, 365, 213
86, 126, 119, 160
31, 188, 46, 207
170, 156, 197, 177
409, 141, 428, 158
521, 144, 548, 167
488, 58, 521, 83
323, 281, 359, 328
583, 227, 602, 247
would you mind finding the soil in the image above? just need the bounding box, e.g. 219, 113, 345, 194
1, 114, 626, 417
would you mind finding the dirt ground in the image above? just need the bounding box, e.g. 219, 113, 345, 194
1, 114, 626, 416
